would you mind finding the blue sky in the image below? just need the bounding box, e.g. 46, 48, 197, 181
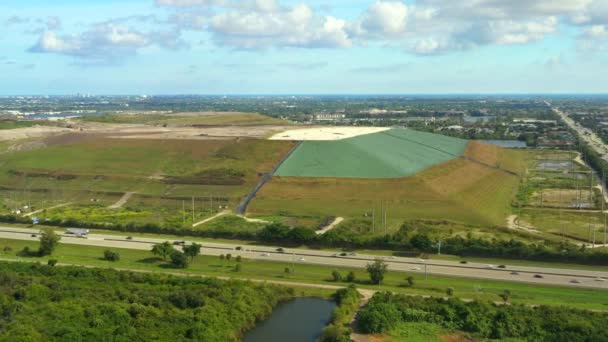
1, 0, 607, 94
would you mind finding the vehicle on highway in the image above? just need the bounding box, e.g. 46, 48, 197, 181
126, 236, 133, 240
459, 260, 468, 264
486, 264, 495, 269
510, 271, 519, 275
570, 279, 581, 284
276, 248, 285, 253
595, 277, 606, 282
235, 246, 242, 251
31, 234, 37, 238
534, 274, 544, 279
412, 267, 421, 271
173, 241, 186, 246
261, 253, 269, 256
497, 265, 506, 269
348, 252, 357, 256
298, 257, 305, 262
339, 252, 348, 257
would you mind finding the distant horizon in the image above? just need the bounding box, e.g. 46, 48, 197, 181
2, 93, 608, 97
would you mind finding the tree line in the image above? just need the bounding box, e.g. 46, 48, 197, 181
0, 261, 295, 341
358, 292, 608, 341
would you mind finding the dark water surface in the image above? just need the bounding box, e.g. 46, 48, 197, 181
479, 139, 527, 148
242, 297, 336, 342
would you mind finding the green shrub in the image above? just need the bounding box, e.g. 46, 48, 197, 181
103, 250, 120, 262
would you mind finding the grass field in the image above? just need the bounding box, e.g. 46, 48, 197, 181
520, 208, 607, 243
0, 238, 606, 310
251, 144, 530, 229
78, 112, 288, 126
0, 120, 40, 130
0, 137, 294, 226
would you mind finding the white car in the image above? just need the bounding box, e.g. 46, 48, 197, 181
261, 253, 269, 257
411, 267, 421, 271
595, 277, 606, 282
486, 264, 495, 269
298, 257, 306, 262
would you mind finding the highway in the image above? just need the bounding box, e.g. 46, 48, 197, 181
0, 226, 607, 289
547, 101, 608, 160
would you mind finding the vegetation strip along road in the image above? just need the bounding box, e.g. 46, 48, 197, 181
0, 226, 606, 289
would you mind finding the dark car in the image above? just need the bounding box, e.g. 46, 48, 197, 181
235, 246, 242, 251
459, 260, 468, 264
339, 252, 348, 257
126, 236, 133, 240
497, 265, 506, 269
534, 274, 544, 279
276, 248, 285, 253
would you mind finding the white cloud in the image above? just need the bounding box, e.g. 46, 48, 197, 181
155, 0, 225, 7
359, 1, 409, 36
23, 0, 608, 61
207, 3, 352, 48
585, 24, 608, 38
29, 22, 185, 62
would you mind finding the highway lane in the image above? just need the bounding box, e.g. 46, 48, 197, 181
547, 101, 608, 159
1, 226, 607, 289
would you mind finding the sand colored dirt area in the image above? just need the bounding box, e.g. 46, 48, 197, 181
72, 122, 290, 140
0, 126, 72, 141
269, 126, 390, 141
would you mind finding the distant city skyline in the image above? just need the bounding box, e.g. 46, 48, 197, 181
1, 0, 607, 94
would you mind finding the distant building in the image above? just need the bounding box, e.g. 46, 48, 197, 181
314, 113, 346, 121
445, 125, 464, 131
513, 119, 557, 125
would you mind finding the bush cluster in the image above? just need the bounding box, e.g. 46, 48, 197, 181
358, 292, 608, 341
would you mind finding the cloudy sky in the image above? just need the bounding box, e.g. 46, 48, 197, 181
1, 0, 607, 94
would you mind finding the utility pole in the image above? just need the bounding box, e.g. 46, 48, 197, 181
372, 206, 375, 234
384, 204, 388, 234
437, 241, 442, 255
602, 171, 608, 247
380, 201, 383, 232
191, 196, 195, 223
182, 200, 185, 226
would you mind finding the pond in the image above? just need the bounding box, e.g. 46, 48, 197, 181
479, 139, 527, 148
243, 297, 336, 342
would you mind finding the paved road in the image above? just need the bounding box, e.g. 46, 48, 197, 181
1, 226, 607, 289
547, 101, 608, 160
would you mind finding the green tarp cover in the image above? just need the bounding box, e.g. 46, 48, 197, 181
274, 128, 468, 178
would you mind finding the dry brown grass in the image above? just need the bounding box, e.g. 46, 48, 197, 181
464, 140, 499, 166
